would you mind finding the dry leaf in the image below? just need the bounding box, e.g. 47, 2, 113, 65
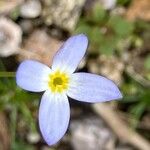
0, 112, 10, 150
126, 0, 150, 21
18, 29, 63, 66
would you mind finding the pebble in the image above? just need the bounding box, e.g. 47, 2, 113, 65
100, 0, 117, 10
27, 132, 40, 143
20, 0, 41, 18
0, 17, 22, 57
70, 116, 115, 150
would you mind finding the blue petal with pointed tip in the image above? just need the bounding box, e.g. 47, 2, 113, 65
67, 73, 122, 103
39, 90, 70, 145
52, 34, 88, 73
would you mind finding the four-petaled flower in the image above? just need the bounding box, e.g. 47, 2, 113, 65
16, 34, 122, 146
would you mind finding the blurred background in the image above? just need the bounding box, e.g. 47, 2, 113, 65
0, 0, 150, 150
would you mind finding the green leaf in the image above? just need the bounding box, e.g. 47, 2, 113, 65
11, 140, 35, 150
75, 21, 91, 36
141, 90, 150, 105
129, 101, 146, 128
144, 55, 150, 70
18, 101, 36, 132
10, 7, 20, 21
130, 102, 146, 119
90, 27, 103, 45
108, 16, 134, 37
91, 4, 106, 23
117, 0, 131, 6
99, 36, 117, 55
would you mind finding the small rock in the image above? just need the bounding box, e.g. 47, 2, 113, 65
99, 0, 117, 10
20, 0, 41, 18
42, 0, 86, 32
0, 17, 22, 57
70, 116, 115, 150
88, 55, 124, 85
111, 6, 126, 16
19, 19, 33, 34
98, 55, 124, 85
27, 132, 40, 143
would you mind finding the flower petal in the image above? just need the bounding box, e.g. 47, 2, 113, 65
16, 60, 51, 92
39, 90, 70, 145
52, 34, 88, 73
67, 73, 122, 103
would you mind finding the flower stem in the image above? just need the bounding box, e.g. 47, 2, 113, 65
0, 72, 16, 77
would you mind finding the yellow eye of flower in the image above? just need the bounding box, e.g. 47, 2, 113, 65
53, 77, 63, 86
48, 71, 69, 93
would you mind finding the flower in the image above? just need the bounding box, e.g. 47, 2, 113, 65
16, 34, 122, 146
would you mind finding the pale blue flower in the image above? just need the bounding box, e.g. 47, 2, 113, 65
16, 34, 122, 145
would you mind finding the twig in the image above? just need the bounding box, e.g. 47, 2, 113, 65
93, 103, 150, 150
0, 112, 11, 150
126, 66, 150, 88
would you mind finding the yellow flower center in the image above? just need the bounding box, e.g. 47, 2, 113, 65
48, 71, 69, 93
